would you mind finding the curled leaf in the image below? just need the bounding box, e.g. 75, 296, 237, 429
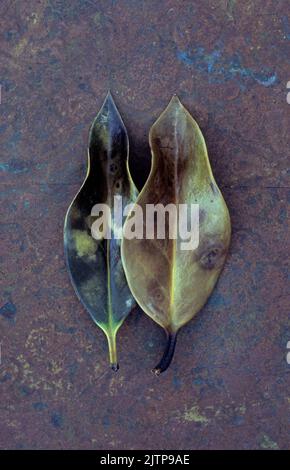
121, 96, 231, 374
64, 92, 137, 370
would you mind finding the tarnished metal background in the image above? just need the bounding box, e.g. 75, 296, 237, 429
1, 0, 289, 450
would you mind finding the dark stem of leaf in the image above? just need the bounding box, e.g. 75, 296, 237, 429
111, 363, 119, 372
152, 331, 178, 376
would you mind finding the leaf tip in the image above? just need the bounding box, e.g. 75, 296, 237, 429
105, 89, 114, 103
102, 89, 116, 110
169, 94, 182, 106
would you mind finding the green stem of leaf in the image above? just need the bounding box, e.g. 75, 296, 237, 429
106, 332, 119, 372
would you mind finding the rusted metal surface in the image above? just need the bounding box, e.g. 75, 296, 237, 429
0, 0, 289, 450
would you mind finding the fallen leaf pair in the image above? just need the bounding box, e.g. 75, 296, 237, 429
64, 93, 231, 375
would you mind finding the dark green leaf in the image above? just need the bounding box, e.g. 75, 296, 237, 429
64, 92, 137, 370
